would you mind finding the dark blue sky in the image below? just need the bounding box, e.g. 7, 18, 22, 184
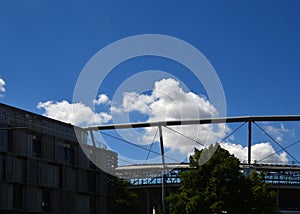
0, 0, 300, 116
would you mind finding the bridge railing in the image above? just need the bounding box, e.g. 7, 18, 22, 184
117, 163, 300, 187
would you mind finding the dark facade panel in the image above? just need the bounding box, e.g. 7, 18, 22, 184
0, 103, 118, 213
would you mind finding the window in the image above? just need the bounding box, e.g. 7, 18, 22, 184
41, 189, 50, 211
22, 158, 27, 183
13, 185, 23, 209
0, 130, 8, 151
7, 155, 13, 180
32, 135, 42, 158
59, 142, 74, 165
0, 154, 5, 179
87, 171, 97, 193
7, 130, 13, 152
58, 167, 63, 188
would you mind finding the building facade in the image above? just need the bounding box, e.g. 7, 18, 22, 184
0, 103, 117, 213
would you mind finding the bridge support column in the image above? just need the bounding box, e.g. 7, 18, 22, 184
248, 121, 252, 165
159, 125, 166, 214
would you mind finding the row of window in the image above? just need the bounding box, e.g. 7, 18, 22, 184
10, 184, 50, 211
11, 184, 97, 213
12, 186, 49, 211
0, 156, 99, 194
0, 130, 76, 165
0, 109, 79, 142
0, 130, 118, 172
0, 131, 112, 169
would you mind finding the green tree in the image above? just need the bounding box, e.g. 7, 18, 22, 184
109, 178, 141, 214
167, 144, 279, 214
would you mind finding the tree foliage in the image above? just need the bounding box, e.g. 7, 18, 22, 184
167, 144, 279, 214
109, 178, 141, 214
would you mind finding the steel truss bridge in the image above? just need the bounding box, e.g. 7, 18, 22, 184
85, 115, 300, 213
114, 163, 300, 213
114, 163, 300, 187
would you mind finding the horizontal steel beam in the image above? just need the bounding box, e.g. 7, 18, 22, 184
115, 163, 190, 171
83, 115, 300, 131
116, 163, 300, 172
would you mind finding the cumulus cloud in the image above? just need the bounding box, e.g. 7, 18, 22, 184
112, 78, 228, 154
121, 92, 154, 114
0, 78, 6, 96
114, 78, 217, 119
37, 78, 289, 164
37, 100, 111, 126
111, 78, 288, 163
220, 142, 288, 164
93, 94, 110, 105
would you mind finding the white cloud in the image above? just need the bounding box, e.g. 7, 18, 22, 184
93, 94, 110, 105
0, 78, 6, 95
111, 78, 289, 164
37, 100, 112, 126
112, 78, 228, 155
37, 78, 290, 164
114, 78, 217, 120
122, 92, 154, 114
263, 123, 291, 142
220, 142, 288, 164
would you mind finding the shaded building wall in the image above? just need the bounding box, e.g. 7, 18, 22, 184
0, 103, 117, 214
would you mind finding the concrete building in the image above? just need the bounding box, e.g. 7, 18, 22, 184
0, 103, 117, 213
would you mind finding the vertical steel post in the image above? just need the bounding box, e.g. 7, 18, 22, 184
248, 121, 252, 165
158, 125, 166, 214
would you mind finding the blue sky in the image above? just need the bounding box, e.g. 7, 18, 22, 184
1, 0, 300, 115
1, 0, 300, 165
